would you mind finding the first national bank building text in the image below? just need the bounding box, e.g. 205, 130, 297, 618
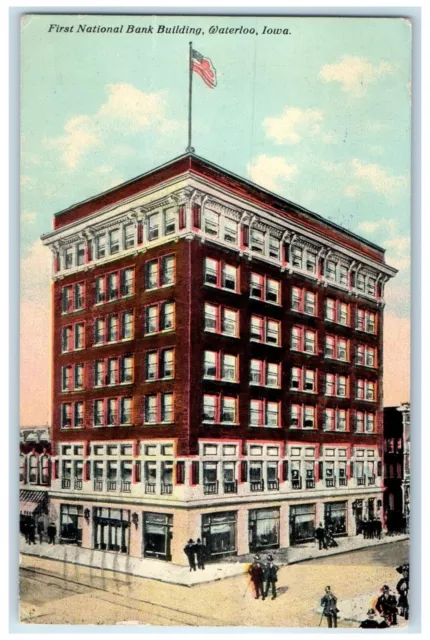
39, 152, 396, 564
47, 24, 206, 35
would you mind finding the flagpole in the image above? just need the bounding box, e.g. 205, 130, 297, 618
186, 41, 195, 153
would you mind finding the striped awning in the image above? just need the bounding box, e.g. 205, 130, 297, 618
20, 489, 47, 514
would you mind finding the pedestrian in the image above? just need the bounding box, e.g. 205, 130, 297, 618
315, 522, 327, 550
28, 519, 36, 545
47, 522, 57, 545
263, 554, 279, 600
37, 519, 44, 544
320, 586, 339, 628
22, 518, 29, 544
396, 567, 409, 621
248, 555, 264, 599
362, 518, 368, 539
375, 519, 382, 540
183, 538, 197, 571
194, 538, 206, 570
359, 608, 388, 628
376, 585, 398, 626
325, 526, 338, 549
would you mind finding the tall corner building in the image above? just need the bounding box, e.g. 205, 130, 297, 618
41, 152, 397, 564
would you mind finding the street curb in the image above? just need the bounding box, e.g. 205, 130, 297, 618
287, 535, 409, 566
20, 536, 409, 588
20, 551, 248, 588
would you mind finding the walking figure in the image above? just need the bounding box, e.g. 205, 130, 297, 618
47, 522, 57, 545
28, 520, 36, 545
263, 555, 278, 600
248, 555, 264, 599
184, 538, 197, 571
194, 538, 206, 570
320, 586, 339, 628
362, 518, 368, 539
376, 585, 398, 626
315, 522, 326, 550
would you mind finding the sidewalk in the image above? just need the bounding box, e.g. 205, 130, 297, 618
20, 533, 408, 587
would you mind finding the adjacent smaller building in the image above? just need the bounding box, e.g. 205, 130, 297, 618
383, 406, 408, 532
20, 426, 51, 528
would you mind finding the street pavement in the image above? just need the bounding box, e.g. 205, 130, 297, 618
19, 539, 409, 628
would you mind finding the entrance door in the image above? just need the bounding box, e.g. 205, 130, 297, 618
143, 512, 173, 561
93, 508, 130, 553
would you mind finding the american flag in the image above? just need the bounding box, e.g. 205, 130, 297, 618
191, 49, 217, 89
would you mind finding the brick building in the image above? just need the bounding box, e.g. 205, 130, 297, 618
41, 152, 396, 563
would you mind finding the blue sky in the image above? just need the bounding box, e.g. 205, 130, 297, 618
20, 15, 411, 422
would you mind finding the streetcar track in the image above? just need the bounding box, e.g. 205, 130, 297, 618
20, 566, 224, 625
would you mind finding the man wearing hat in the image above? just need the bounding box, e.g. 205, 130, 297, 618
320, 586, 339, 627
248, 554, 264, 599
396, 565, 409, 620
183, 538, 197, 571
263, 554, 279, 600
359, 609, 388, 628
376, 585, 398, 626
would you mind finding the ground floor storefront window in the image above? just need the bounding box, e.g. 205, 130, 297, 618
143, 512, 173, 561
249, 508, 280, 552
324, 501, 347, 536
93, 508, 130, 553
60, 504, 83, 544
202, 511, 237, 559
289, 504, 316, 545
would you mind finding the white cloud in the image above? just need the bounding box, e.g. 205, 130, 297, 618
263, 107, 324, 144
322, 159, 408, 202
319, 55, 394, 96
97, 84, 177, 134
344, 184, 360, 198
22, 210, 37, 224
351, 159, 408, 197
247, 155, 298, 192
357, 218, 398, 235
44, 114, 101, 170
44, 84, 177, 169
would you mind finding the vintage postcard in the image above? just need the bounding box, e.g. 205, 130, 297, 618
19, 14, 411, 628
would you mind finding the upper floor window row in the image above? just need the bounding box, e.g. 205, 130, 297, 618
355, 272, 377, 297
325, 259, 349, 287
94, 311, 133, 345
95, 223, 136, 260
62, 323, 85, 353
204, 303, 238, 338
248, 228, 280, 260
290, 246, 317, 274
95, 268, 134, 304
145, 255, 175, 290
250, 273, 280, 304
62, 283, 85, 314
204, 258, 238, 292
203, 209, 239, 245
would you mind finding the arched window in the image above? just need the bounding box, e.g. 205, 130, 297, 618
19, 455, 25, 483
40, 455, 50, 485
29, 455, 38, 484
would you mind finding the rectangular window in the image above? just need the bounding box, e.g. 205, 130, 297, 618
222, 264, 237, 291
61, 365, 71, 391
249, 360, 279, 387
291, 326, 317, 354
292, 288, 316, 315
124, 223, 135, 249
145, 255, 175, 289
290, 405, 316, 429
249, 273, 280, 304
203, 395, 237, 424
145, 349, 174, 380
121, 268, 134, 297
161, 349, 174, 378
109, 229, 120, 254
164, 207, 176, 235
64, 247, 73, 270
223, 218, 238, 244
144, 302, 175, 334
94, 360, 104, 387
204, 209, 219, 236
325, 335, 349, 361
148, 212, 161, 241
96, 235, 106, 259
356, 308, 377, 334
74, 364, 84, 389
249, 399, 280, 427
250, 228, 265, 254
121, 311, 133, 340
325, 298, 349, 325
250, 315, 280, 346
356, 379, 377, 402
291, 246, 303, 268
62, 323, 84, 352
146, 351, 158, 380
61, 402, 83, 429
268, 235, 280, 259
222, 353, 237, 381
107, 273, 119, 301
120, 355, 133, 383
204, 258, 238, 292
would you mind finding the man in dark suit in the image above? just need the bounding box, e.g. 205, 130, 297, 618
396, 566, 409, 620
376, 585, 398, 626
315, 522, 326, 550
248, 555, 264, 599
263, 555, 279, 600
320, 586, 339, 628
184, 538, 197, 571
359, 608, 388, 628
194, 538, 207, 570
